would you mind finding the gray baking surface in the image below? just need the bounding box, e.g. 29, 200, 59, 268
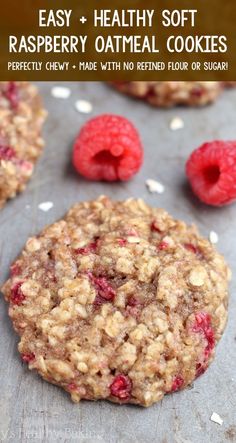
0, 82, 236, 443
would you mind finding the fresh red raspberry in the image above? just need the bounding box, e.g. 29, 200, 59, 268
110, 374, 132, 400
10, 282, 25, 305
170, 375, 184, 392
186, 141, 236, 206
73, 114, 143, 181
21, 353, 35, 363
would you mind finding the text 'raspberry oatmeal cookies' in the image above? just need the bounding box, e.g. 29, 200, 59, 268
111, 81, 234, 107
1, 196, 230, 407
0, 82, 47, 208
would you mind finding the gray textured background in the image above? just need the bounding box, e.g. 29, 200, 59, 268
0, 82, 235, 443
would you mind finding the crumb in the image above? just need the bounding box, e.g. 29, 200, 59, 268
210, 412, 223, 426
74, 100, 93, 114
51, 86, 71, 99
146, 179, 165, 194
38, 201, 54, 212
169, 117, 184, 131
225, 426, 236, 441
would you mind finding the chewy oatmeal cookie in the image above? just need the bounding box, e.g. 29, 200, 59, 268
0, 82, 47, 208
111, 81, 234, 107
1, 196, 230, 407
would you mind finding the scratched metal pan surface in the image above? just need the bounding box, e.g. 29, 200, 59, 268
0, 82, 235, 443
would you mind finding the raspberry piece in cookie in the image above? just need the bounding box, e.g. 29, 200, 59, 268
186, 140, 236, 206
170, 375, 184, 392
110, 375, 132, 400
73, 114, 143, 181
0, 81, 47, 209
3, 81, 19, 109
10, 282, 25, 305
1, 196, 230, 407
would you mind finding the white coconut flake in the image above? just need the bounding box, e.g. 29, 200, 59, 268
146, 179, 165, 194
169, 117, 184, 131
210, 412, 223, 426
209, 231, 219, 244
75, 100, 93, 114
51, 86, 71, 99
38, 201, 54, 212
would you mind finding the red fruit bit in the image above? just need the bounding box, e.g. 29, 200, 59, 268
158, 241, 169, 251
89, 274, 116, 305
10, 262, 21, 276
21, 353, 35, 363
3, 82, 19, 109
73, 114, 143, 181
195, 363, 207, 378
193, 312, 215, 358
170, 375, 184, 392
10, 282, 25, 305
151, 221, 161, 233
191, 86, 204, 98
67, 383, 78, 391
110, 374, 132, 400
0, 145, 16, 161
186, 140, 236, 206
117, 238, 127, 246
127, 295, 139, 307
76, 241, 97, 255
18, 159, 33, 172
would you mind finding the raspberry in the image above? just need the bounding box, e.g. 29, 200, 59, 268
158, 241, 169, 250
10, 282, 25, 305
75, 241, 97, 255
110, 374, 132, 400
151, 221, 161, 233
192, 312, 215, 377
170, 375, 184, 392
10, 262, 22, 276
21, 353, 35, 363
186, 141, 236, 206
73, 114, 143, 181
184, 243, 202, 258
117, 238, 127, 246
3, 82, 19, 109
0, 145, 16, 161
88, 274, 116, 305
193, 312, 215, 358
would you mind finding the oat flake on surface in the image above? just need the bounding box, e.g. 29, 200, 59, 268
75, 100, 93, 114
209, 231, 219, 244
146, 179, 165, 194
210, 412, 223, 426
51, 86, 71, 99
38, 201, 54, 212
169, 117, 184, 131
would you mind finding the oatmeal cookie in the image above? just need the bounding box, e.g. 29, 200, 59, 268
1, 196, 230, 407
0, 82, 47, 208
111, 81, 234, 107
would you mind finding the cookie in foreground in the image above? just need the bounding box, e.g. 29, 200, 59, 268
0, 82, 47, 208
1, 196, 230, 407
111, 81, 234, 107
